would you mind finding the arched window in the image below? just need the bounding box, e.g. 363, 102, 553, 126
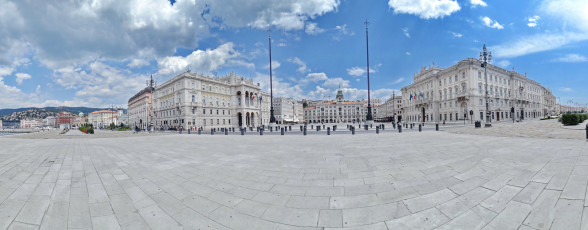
192, 95, 195, 102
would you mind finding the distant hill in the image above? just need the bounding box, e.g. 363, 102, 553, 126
0, 107, 124, 118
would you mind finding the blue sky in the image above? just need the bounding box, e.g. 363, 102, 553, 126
0, 0, 587, 109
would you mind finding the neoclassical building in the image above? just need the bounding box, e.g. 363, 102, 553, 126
152, 71, 270, 130
304, 89, 380, 124
128, 76, 154, 129
401, 58, 556, 124
273, 97, 304, 124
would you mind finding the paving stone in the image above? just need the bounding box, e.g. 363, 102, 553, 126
330, 194, 378, 209
137, 205, 182, 230
560, 174, 588, 200
437, 187, 494, 219
436, 205, 496, 230
385, 207, 450, 229
550, 199, 584, 230
482, 201, 531, 230
342, 202, 410, 227
480, 185, 522, 213
512, 182, 546, 204
318, 209, 342, 228
523, 189, 560, 230
262, 206, 319, 227
403, 188, 457, 213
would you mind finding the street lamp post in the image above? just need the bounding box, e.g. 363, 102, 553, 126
480, 44, 492, 127
364, 20, 373, 124
268, 28, 276, 126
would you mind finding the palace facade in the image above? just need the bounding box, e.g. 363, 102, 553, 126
304, 89, 381, 124
401, 58, 556, 124
128, 76, 154, 129
152, 71, 270, 130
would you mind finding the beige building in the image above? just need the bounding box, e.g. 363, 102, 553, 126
273, 97, 304, 124
20, 119, 43, 128
304, 89, 380, 124
128, 77, 155, 129
380, 95, 403, 122
153, 71, 270, 130
401, 58, 556, 124
88, 110, 118, 128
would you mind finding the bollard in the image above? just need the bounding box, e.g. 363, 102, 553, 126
334, 125, 337, 131
179, 129, 182, 134
317, 126, 320, 132
311, 125, 313, 129
188, 129, 190, 134
260, 129, 263, 135
419, 124, 422, 132
289, 126, 292, 131
211, 129, 214, 135
352, 126, 355, 135
300, 125, 303, 131
586, 124, 588, 141
364, 125, 368, 130
376, 126, 379, 134
240, 128, 244, 135
270, 127, 273, 132
323, 125, 325, 129
198, 128, 201, 135
303, 126, 307, 135
370, 124, 373, 128
382, 124, 385, 130
225, 128, 228, 135
281, 128, 284, 135
436, 123, 439, 131
327, 127, 331, 135
393, 123, 396, 129
399, 125, 402, 133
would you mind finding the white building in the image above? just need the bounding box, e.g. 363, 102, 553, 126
273, 97, 304, 124
43, 116, 56, 127
381, 95, 403, 122
153, 71, 270, 130
88, 110, 118, 128
128, 76, 155, 129
20, 119, 43, 128
304, 89, 381, 124
401, 58, 557, 124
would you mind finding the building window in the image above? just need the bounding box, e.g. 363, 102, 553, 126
192, 95, 195, 102
210, 109, 212, 114
217, 119, 219, 125
203, 109, 206, 114
192, 109, 195, 114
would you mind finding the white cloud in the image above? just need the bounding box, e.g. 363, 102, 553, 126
388, 0, 461, 19
481, 16, 504, 29
346, 66, 376, 77
391, 78, 404, 85
491, 33, 588, 58
553, 54, 588, 62
452, 32, 463, 38
335, 24, 353, 35
496, 60, 511, 68
323, 77, 350, 88
303, 72, 328, 83
157, 42, 245, 76
288, 57, 310, 73
491, 0, 588, 58
560, 87, 572, 92
402, 28, 410, 38
470, 0, 487, 7
405, 52, 411, 56
15, 73, 31, 85
305, 22, 325, 35
0, 0, 341, 68
128, 59, 150, 68
527, 15, 540, 27
264, 61, 281, 70
254, 73, 305, 99
333, 24, 354, 40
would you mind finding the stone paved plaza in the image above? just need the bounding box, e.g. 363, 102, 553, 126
1, 121, 587, 229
